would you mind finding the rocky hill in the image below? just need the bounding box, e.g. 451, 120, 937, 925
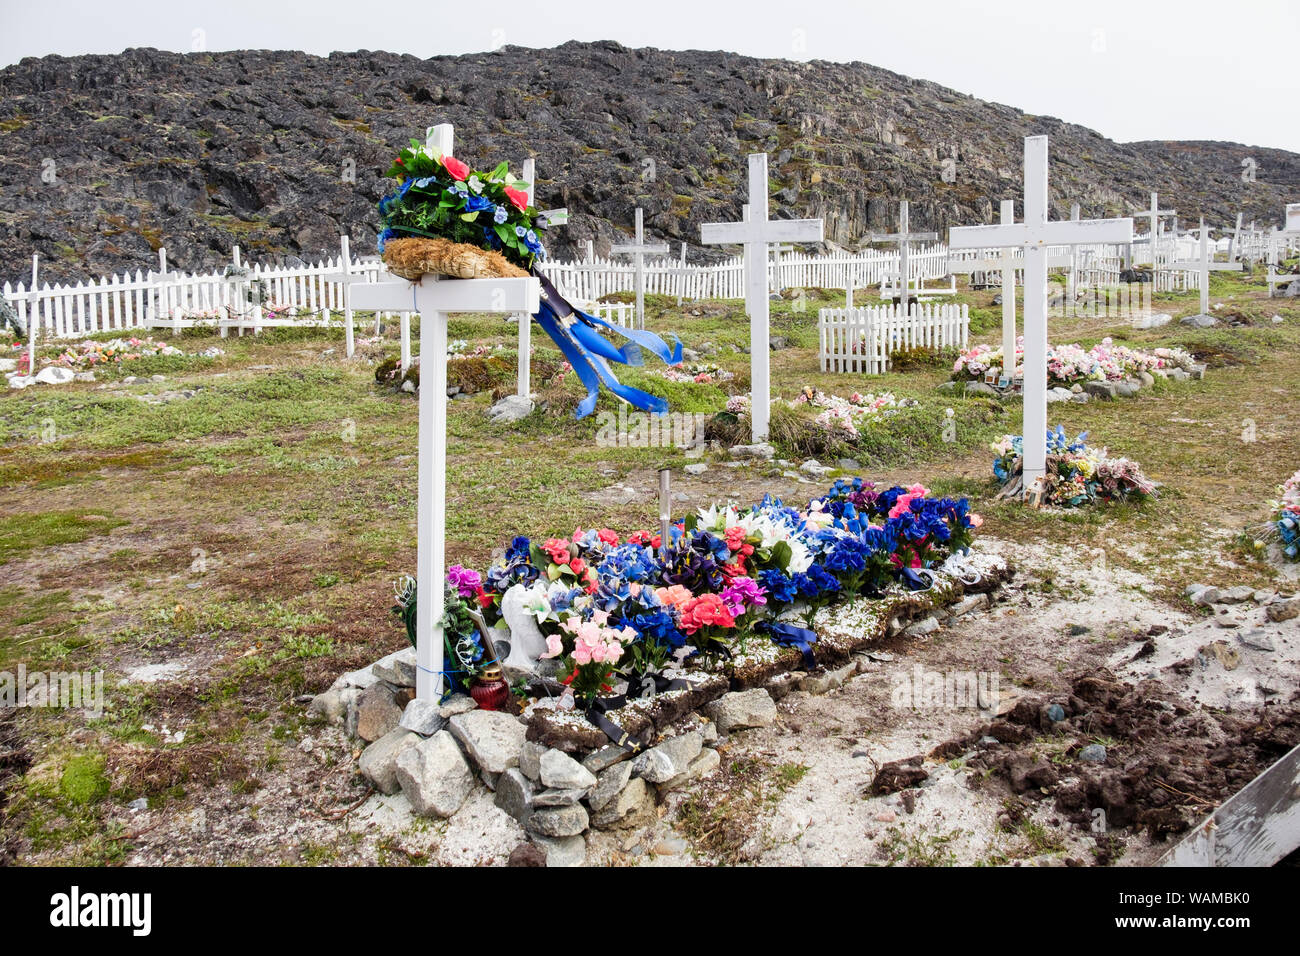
1, 42, 1296, 285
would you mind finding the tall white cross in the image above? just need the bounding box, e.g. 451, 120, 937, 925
949, 136, 1132, 501
351, 124, 542, 701
611, 207, 668, 330
1140, 191, 1176, 268
1168, 217, 1242, 315
700, 152, 824, 442
871, 200, 937, 304
1228, 212, 1244, 262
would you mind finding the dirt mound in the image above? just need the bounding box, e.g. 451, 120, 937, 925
931, 670, 1300, 856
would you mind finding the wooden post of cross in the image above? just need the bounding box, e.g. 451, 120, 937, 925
871, 200, 938, 306
323, 236, 365, 358
26, 254, 38, 379
612, 207, 668, 330
350, 124, 542, 702
700, 152, 824, 442
949, 136, 1132, 501
1168, 217, 1243, 316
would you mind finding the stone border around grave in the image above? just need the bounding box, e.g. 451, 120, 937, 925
306, 553, 1013, 865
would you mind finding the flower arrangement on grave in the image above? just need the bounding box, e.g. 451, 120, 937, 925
657, 362, 735, 385
953, 337, 1194, 387
52, 337, 184, 371
991, 427, 1158, 507
1262, 469, 1300, 561
375, 139, 685, 418
791, 387, 905, 438
394, 479, 984, 714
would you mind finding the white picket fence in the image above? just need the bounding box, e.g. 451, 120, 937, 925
4, 242, 957, 343
819, 303, 969, 375
537, 244, 949, 304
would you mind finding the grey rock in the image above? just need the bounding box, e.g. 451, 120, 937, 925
358, 728, 421, 794
533, 787, 589, 807
531, 833, 586, 867
684, 463, 708, 475
837, 458, 861, 470
1237, 629, 1275, 652
307, 686, 357, 724
394, 730, 475, 818
964, 381, 1000, 397
581, 744, 631, 774
632, 731, 703, 783
590, 776, 653, 828
729, 441, 776, 460
1046, 704, 1066, 723
128, 797, 148, 811
902, 615, 940, 638
1112, 381, 1137, 398
1078, 744, 1107, 763
1083, 381, 1116, 400
1179, 313, 1217, 328
1218, 585, 1256, 604
800, 458, 833, 477
1265, 597, 1300, 623
438, 694, 477, 718
330, 666, 379, 692
519, 740, 547, 781
372, 647, 417, 687
527, 804, 589, 837
799, 660, 859, 694
540, 748, 598, 791
703, 688, 778, 734
586, 761, 634, 812
399, 697, 445, 736
355, 682, 403, 742
487, 394, 535, 423
660, 746, 722, 792
1191, 587, 1221, 606
494, 768, 534, 824
936, 381, 957, 393
448, 710, 527, 774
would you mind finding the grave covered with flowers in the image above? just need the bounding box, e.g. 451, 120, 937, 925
991, 427, 1158, 506
953, 337, 1200, 388
1262, 470, 1300, 562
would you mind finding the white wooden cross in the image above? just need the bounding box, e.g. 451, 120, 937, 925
1140, 191, 1176, 268
350, 124, 542, 702
949, 136, 1132, 500
700, 152, 824, 442
871, 200, 938, 304
323, 234, 363, 358
944, 200, 1018, 381
1168, 217, 1242, 315
1228, 212, 1244, 263
611, 207, 668, 330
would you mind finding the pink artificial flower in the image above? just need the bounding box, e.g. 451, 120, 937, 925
541, 634, 564, 659
442, 155, 470, 181
655, 584, 694, 610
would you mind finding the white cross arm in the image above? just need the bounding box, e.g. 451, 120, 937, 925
1169, 260, 1243, 273
350, 276, 541, 314
700, 218, 824, 246
946, 256, 1009, 272
611, 242, 669, 255
873, 231, 939, 242
949, 218, 1132, 250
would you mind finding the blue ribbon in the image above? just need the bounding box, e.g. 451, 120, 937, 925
757, 620, 819, 670
531, 269, 683, 419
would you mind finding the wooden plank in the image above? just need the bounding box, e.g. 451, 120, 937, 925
1162, 742, 1300, 867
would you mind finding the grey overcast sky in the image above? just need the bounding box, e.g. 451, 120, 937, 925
2, 0, 1296, 152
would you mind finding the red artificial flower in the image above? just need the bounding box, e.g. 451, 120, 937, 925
475, 587, 493, 609
627, 530, 653, 546
442, 155, 470, 181
504, 185, 529, 212
679, 594, 736, 635
542, 538, 571, 565
569, 557, 587, 577
720, 560, 748, 579
597, 528, 619, 546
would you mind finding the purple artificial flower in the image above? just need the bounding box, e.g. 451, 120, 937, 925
447, 564, 483, 599
720, 576, 768, 617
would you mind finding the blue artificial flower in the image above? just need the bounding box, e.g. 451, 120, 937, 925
526, 230, 537, 245
465, 194, 493, 214
414, 177, 436, 189
617, 608, 686, 649
515, 225, 527, 238
377, 227, 396, 253
494, 205, 509, 224
794, 565, 840, 599
758, 568, 797, 604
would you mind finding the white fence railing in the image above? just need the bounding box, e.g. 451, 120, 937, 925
818, 303, 969, 375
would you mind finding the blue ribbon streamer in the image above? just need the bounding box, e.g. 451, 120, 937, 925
757, 620, 819, 670
530, 269, 683, 419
